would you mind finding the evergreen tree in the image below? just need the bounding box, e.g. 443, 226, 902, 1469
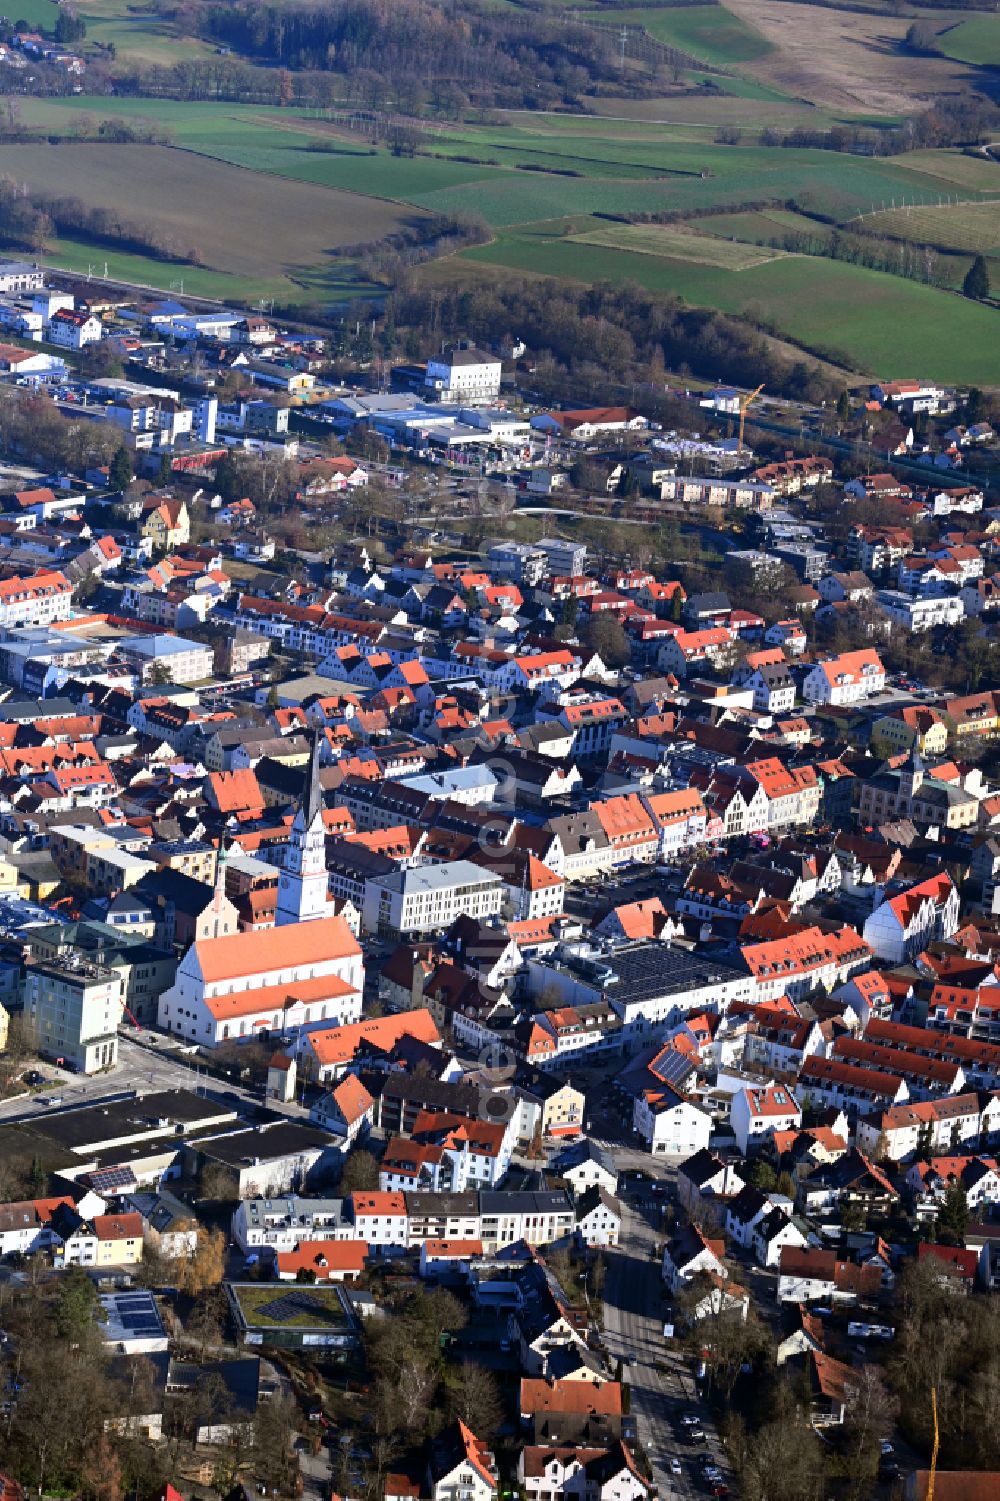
55, 1266, 101, 1341
936, 1180, 969, 1246
963, 254, 990, 301
108, 446, 133, 490
54, 8, 86, 41
213, 450, 241, 504
915, 1120, 933, 1161
836, 389, 851, 424
750, 1159, 777, 1191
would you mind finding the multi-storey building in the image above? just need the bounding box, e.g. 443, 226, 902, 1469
22, 954, 121, 1072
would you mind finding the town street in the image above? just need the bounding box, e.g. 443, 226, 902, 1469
603, 1189, 735, 1501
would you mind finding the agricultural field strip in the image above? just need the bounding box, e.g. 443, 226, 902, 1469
0, 142, 413, 276
12, 97, 997, 230
848, 200, 1000, 254
409, 155, 987, 230
459, 228, 1000, 383
577, 4, 774, 65
570, 219, 789, 269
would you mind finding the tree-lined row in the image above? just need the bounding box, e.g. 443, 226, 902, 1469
0, 174, 200, 263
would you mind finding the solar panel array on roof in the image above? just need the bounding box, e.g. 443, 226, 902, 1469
86, 1166, 138, 1195
650, 1049, 695, 1089
112, 1292, 163, 1335
255, 1290, 326, 1322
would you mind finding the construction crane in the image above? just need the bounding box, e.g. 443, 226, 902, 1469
927, 1386, 939, 1501
738, 382, 764, 451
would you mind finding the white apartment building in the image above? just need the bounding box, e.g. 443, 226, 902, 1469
0, 261, 45, 293
856, 1092, 1000, 1162
48, 309, 103, 348
633, 1089, 712, 1157
362, 860, 504, 938
875, 590, 965, 633
424, 345, 502, 405
350, 1191, 410, 1251
232, 1195, 353, 1254
731, 1083, 802, 1155
802, 649, 886, 706
119, 635, 215, 685
641, 788, 709, 858
0, 570, 73, 629
231, 1189, 575, 1257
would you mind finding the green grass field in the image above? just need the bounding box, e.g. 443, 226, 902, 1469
16, 98, 990, 232
571, 219, 789, 268
460, 221, 1000, 381
697, 207, 833, 239
6, 0, 59, 29
410, 147, 968, 228
79, 0, 219, 64
685, 204, 976, 288
897, 149, 1000, 194
579, 4, 773, 65
935, 15, 1000, 67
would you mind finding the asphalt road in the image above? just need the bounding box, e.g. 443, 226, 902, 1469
603, 1182, 735, 1501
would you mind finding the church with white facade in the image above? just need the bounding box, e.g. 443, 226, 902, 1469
157, 740, 364, 1046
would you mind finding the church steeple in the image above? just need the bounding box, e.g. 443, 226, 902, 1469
275, 732, 335, 927
302, 730, 323, 829
900, 744, 925, 813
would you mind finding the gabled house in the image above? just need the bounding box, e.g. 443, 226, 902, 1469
809, 1350, 853, 1427
802, 649, 886, 707
776, 1246, 883, 1304
681, 1268, 750, 1325
311, 1073, 375, 1143
796, 1149, 897, 1221
514, 1263, 591, 1377
752, 1206, 809, 1268
519, 1377, 628, 1446
863, 872, 961, 963
575, 1186, 622, 1248
428, 1422, 498, 1501
676, 1149, 745, 1220
633, 1083, 712, 1159
556, 1140, 620, 1198
275, 1239, 368, 1282
519, 1442, 650, 1501
661, 1223, 726, 1292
